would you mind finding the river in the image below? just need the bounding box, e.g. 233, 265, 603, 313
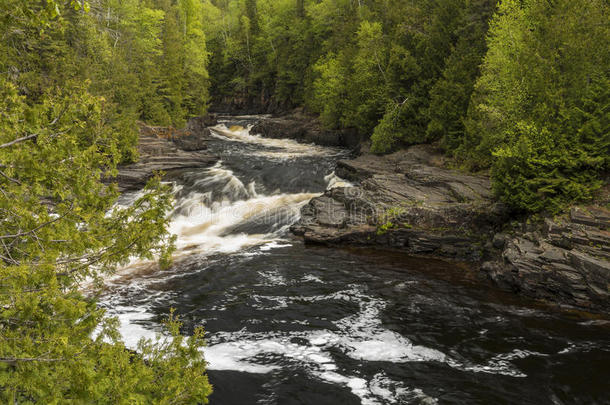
99, 117, 610, 404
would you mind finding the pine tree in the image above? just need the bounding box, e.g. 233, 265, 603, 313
0, 2, 212, 402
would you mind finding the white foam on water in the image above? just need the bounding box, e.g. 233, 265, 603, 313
256, 270, 288, 286
314, 371, 440, 405
447, 348, 535, 378
105, 121, 339, 283
203, 330, 338, 373
101, 122, 538, 403
346, 331, 446, 363
325, 171, 353, 189
203, 286, 530, 379
105, 160, 311, 265
107, 300, 442, 405
244, 288, 447, 364
368, 372, 439, 405
170, 191, 318, 255
301, 274, 323, 283
106, 277, 532, 405
203, 342, 280, 374
317, 372, 373, 404
210, 124, 338, 157
259, 241, 293, 251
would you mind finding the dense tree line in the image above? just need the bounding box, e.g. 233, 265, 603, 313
0, 0, 212, 402
204, 0, 608, 214
2, 0, 211, 163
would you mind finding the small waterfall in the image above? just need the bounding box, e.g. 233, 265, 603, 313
170, 187, 319, 255
325, 171, 353, 190
210, 123, 341, 158
117, 124, 350, 263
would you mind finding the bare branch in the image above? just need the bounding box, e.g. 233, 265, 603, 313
0, 357, 63, 365
0, 169, 21, 185
0, 202, 73, 240
0, 133, 38, 149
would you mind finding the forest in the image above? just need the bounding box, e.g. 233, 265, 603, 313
0, 0, 608, 403
204, 0, 608, 214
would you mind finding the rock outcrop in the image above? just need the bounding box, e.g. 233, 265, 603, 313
112, 118, 218, 192
292, 145, 509, 260
292, 144, 610, 312
251, 110, 361, 148
483, 206, 610, 312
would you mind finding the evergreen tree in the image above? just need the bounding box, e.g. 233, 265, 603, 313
0, 1, 212, 402
464, 0, 609, 213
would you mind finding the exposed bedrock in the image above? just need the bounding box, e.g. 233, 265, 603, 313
292, 144, 610, 313
292, 145, 508, 260
111, 115, 219, 192
251, 110, 361, 148
483, 207, 610, 312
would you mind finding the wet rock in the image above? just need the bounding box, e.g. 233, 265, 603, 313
570, 206, 610, 228
171, 115, 218, 151
190, 113, 219, 129
492, 233, 509, 249
482, 206, 610, 312
251, 111, 361, 148
294, 142, 610, 312
170, 127, 212, 151
110, 121, 218, 192
292, 145, 507, 261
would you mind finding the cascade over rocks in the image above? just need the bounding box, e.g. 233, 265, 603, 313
111, 113, 609, 312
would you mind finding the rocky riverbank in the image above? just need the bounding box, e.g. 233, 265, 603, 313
251, 110, 361, 148
285, 141, 609, 313
114, 113, 609, 313
483, 206, 610, 312
291, 145, 508, 260
112, 116, 219, 192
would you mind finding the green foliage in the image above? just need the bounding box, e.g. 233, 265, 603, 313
491, 123, 604, 214
0, 2, 212, 402
464, 0, 609, 213
371, 101, 406, 153
376, 221, 396, 235
201, 0, 496, 149
182, 0, 211, 117
375, 206, 407, 234
426, 0, 497, 150
0, 0, 212, 161
342, 20, 388, 134
311, 54, 346, 128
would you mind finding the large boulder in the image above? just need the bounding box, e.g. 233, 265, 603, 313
251, 112, 361, 148
111, 123, 218, 192
482, 207, 610, 312
293, 144, 610, 312
169, 114, 218, 151
292, 145, 508, 260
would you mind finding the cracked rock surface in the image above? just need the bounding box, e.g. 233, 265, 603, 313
291, 144, 609, 312
111, 118, 219, 192
292, 145, 508, 260
483, 206, 610, 312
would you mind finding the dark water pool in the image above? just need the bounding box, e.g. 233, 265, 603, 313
102, 119, 610, 404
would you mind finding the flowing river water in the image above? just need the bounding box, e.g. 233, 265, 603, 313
100, 117, 610, 404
